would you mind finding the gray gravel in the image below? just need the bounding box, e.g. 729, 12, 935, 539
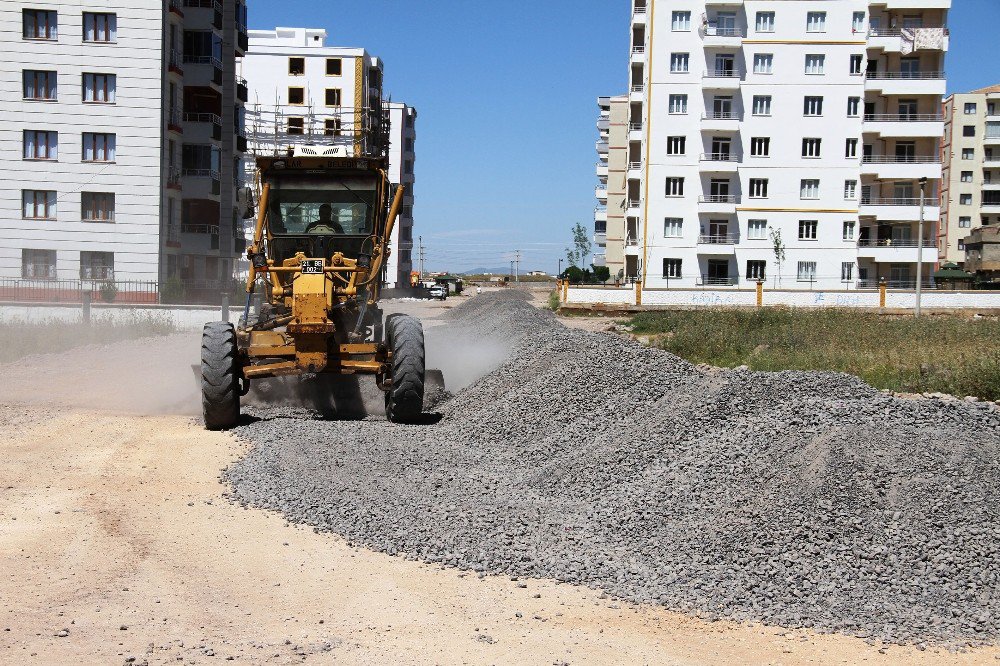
225, 291, 1000, 646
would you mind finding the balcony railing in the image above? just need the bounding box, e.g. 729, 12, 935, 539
857, 278, 937, 290
181, 224, 220, 235
704, 27, 745, 38
169, 49, 183, 72
626, 236, 640, 247
630, 84, 644, 92
860, 197, 937, 206
80, 267, 115, 281
698, 234, 738, 245
626, 199, 641, 209
183, 54, 223, 70
699, 194, 739, 204
632, 46, 645, 54
697, 276, 739, 286
868, 26, 949, 37
184, 112, 221, 125
864, 113, 944, 122
167, 168, 181, 189
633, 5, 646, 15
861, 155, 941, 164
700, 152, 740, 162
182, 168, 221, 180
703, 69, 741, 79
703, 111, 741, 120
629, 121, 643, 130
865, 71, 945, 80
628, 161, 642, 169
858, 239, 936, 248
167, 107, 182, 128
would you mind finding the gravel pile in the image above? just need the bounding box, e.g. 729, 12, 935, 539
225, 291, 1000, 646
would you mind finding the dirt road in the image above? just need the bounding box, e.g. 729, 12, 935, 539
1, 295, 998, 664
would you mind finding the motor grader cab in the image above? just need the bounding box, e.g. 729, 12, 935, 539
199, 152, 426, 429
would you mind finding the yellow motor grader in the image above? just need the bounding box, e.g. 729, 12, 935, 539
199, 152, 425, 429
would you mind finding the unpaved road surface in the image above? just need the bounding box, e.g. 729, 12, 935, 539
1, 294, 998, 664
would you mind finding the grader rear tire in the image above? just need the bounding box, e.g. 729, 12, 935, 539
385, 315, 425, 424
201, 321, 241, 430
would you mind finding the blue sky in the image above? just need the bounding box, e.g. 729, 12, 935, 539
248, 0, 999, 274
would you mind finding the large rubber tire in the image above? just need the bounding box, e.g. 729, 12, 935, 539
385, 315, 425, 424
201, 322, 241, 430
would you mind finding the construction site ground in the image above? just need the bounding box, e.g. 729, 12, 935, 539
1, 289, 998, 665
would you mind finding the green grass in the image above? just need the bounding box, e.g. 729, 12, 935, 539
0, 312, 176, 364
630, 308, 1000, 401
547, 290, 561, 311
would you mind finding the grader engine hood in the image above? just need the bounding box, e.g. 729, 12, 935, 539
288, 268, 334, 373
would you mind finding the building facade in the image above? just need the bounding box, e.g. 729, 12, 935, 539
594, 95, 629, 280
1, 0, 247, 297
240, 28, 415, 288
624, 0, 949, 291
941, 85, 1000, 266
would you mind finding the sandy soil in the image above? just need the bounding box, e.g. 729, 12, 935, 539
2, 298, 999, 664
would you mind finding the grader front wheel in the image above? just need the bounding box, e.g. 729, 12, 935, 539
385, 315, 425, 423
201, 321, 241, 430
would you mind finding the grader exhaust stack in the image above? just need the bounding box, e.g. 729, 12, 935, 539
199, 134, 426, 429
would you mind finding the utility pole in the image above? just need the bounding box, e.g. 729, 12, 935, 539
509, 260, 514, 280
916, 176, 927, 318
514, 249, 521, 283
418, 236, 425, 280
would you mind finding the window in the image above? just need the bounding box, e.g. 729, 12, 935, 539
23, 9, 57, 40
23, 130, 57, 160
83, 12, 116, 43
805, 54, 825, 75
963, 148, 975, 160
806, 11, 826, 32
22, 190, 56, 219
959, 216, 972, 228
752, 95, 772, 116
82, 133, 116, 162
326, 58, 342, 76
751, 137, 770, 157
288, 87, 305, 105
958, 240, 966, 251
960, 194, 973, 205
749, 179, 768, 198
852, 12, 866, 33
846, 138, 858, 158
746, 260, 766, 280
289, 57, 305, 75
671, 11, 691, 31
83, 73, 116, 103
667, 136, 686, 155
668, 94, 688, 114
850, 55, 864, 75
663, 258, 682, 279
804, 96, 824, 116
800, 180, 820, 199
665, 178, 684, 197
756, 12, 775, 33
799, 220, 818, 240
22, 249, 57, 279
797, 261, 817, 282
843, 221, 856, 241
802, 138, 822, 158
844, 180, 858, 199
324, 118, 342, 136
80, 251, 114, 280
325, 88, 342, 106
964, 125, 976, 138
670, 53, 689, 73
961, 171, 974, 183
82, 192, 115, 222
841, 262, 855, 282
753, 54, 773, 74
748, 219, 767, 240
847, 97, 861, 117
664, 218, 683, 237
965, 102, 978, 115
287, 117, 304, 135
23, 70, 56, 100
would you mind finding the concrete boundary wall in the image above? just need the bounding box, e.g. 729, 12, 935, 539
0, 303, 233, 331
565, 286, 1000, 311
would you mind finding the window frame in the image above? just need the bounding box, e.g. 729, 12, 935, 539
804, 54, 825, 75
755, 11, 775, 33
21, 249, 58, 279
325, 88, 342, 107
23, 129, 58, 160
288, 86, 305, 105
748, 219, 767, 240
326, 58, 343, 76
806, 11, 826, 33
671, 11, 691, 31
752, 95, 772, 116
288, 57, 305, 76
800, 180, 820, 200
802, 138, 822, 158
81, 191, 115, 222
843, 221, 856, 241
82, 132, 116, 163
663, 258, 683, 279
83, 12, 116, 43
798, 219, 819, 240
23, 69, 57, 101
668, 94, 688, 115
665, 177, 685, 197
664, 217, 683, 238
669, 52, 690, 73
666, 136, 686, 156
751, 137, 770, 157
22, 189, 57, 220
846, 138, 858, 158
797, 261, 818, 282
749, 178, 769, 199
804, 96, 824, 117
82, 72, 116, 103
23, 9, 57, 40
753, 53, 774, 75
746, 260, 767, 281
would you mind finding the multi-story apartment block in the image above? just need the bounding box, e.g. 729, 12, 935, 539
624, 0, 949, 291
594, 95, 629, 279
1, 1, 248, 298
941, 85, 1000, 266
240, 28, 416, 288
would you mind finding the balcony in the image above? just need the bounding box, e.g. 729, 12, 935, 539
629, 84, 645, 101
237, 77, 248, 103
697, 276, 739, 287
595, 207, 608, 222
626, 199, 641, 214
182, 55, 224, 89
594, 232, 607, 246
703, 27, 745, 47
596, 161, 608, 177
166, 167, 182, 191
860, 154, 942, 180
593, 253, 607, 268
982, 181, 1000, 191
631, 46, 645, 63
183, 0, 223, 29
983, 200, 1000, 213
697, 234, 738, 245
699, 153, 741, 172
701, 111, 740, 131
984, 156, 1000, 167
864, 71, 946, 96
596, 187, 608, 200
857, 238, 936, 262
181, 169, 221, 198
168, 49, 184, 76
863, 113, 944, 138
632, 4, 646, 25
628, 121, 643, 141
867, 26, 949, 53
702, 69, 742, 90
983, 134, 1000, 147
859, 197, 941, 222
184, 112, 222, 141
698, 194, 739, 213
596, 140, 609, 154
627, 160, 642, 176
167, 107, 183, 134
180, 223, 221, 252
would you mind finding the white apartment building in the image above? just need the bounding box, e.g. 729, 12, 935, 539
240, 28, 416, 288
594, 95, 629, 279
1, 0, 249, 300
940, 85, 1000, 266
625, 0, 949, 291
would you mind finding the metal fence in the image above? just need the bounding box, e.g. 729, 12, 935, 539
0, 278, 237, 306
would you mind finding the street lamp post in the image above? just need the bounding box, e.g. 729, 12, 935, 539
558, 258, 563, 278
916, 176, 927, 318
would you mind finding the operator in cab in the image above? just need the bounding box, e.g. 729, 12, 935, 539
305, 204, 345, 235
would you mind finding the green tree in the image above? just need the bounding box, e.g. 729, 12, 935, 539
591, 265, 611, 284
565, 222, 592, 268
770, 228, 786, 289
